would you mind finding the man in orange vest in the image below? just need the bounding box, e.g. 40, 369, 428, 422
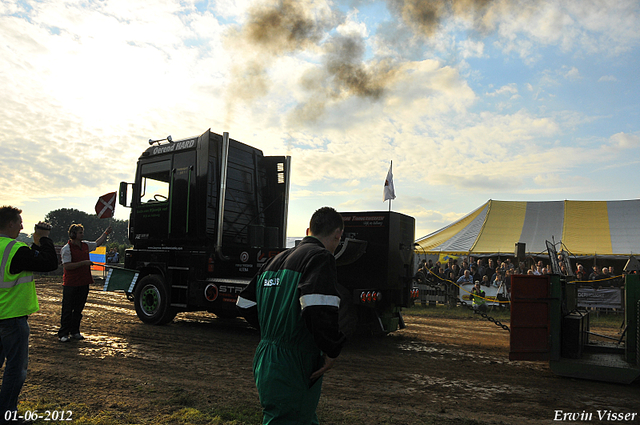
57, 223, 111, 343
0, 206, 58, 423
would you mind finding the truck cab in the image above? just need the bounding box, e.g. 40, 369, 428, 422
119, 129, 290, 324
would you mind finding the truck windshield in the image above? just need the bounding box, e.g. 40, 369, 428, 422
140, 160, 171, 203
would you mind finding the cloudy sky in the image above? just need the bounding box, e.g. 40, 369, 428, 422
2, 0, 639, 240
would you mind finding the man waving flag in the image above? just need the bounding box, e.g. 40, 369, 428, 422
383, 161, 396, 202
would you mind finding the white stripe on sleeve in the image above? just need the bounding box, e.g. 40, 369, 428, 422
300, 294, 340, 310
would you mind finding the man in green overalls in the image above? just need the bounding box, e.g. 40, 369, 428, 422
237, 207, 346, 424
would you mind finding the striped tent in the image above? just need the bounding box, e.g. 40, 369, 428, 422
415, 199, 640, 258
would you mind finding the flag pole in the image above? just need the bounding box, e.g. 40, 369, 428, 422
389, 160, 392, 212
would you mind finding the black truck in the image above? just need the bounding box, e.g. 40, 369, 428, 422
116, 129, 416, 333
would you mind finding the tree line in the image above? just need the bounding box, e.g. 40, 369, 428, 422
17, 209, 130, 261
42, 208, 129, 245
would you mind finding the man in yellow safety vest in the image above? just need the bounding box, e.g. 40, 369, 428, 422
0, 206, 58, 424
471, 281, 487, 312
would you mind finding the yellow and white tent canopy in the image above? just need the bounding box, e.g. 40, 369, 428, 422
416, 199, 640, 258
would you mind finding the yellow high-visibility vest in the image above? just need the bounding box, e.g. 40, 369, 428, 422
472, 290, 486, 306
0, 237, 39, 320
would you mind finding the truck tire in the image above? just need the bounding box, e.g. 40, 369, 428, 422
134, 275, 177, 325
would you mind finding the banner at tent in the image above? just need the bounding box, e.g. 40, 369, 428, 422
439, 253, 459, 263
577, 287, 622, 309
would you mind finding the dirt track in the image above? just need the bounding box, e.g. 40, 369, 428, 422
18, 277, 640, 424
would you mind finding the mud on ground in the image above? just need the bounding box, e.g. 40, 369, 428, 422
18, 277, 640, 424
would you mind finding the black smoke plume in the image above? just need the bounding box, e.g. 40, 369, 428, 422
226, 0, 513, 123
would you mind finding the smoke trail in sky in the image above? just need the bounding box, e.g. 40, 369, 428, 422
242, 0, 338, 53
386, 0, 498, 37
291, 34, 398, 124
225, 0, 529, 124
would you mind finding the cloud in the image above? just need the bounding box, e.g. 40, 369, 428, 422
285, 100, 592, 201
431, 173, 517, 192
486, 83, 518, 97
0, 0, 230, 209
337, 8, 370, 38
223, 0, 640, 126
563, 66, 581, 80
534, 173, 562, 187
609, 132, 640, 149
598, 75, 617, 82
2, 0, 639, 235
563, 0, 640, 56
488, 1, 640, 62
407, 205, 476, 238
458, 38, 485, 58
518, 175, 594, 195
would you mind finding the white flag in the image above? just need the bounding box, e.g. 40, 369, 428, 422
383, 161, 396, 201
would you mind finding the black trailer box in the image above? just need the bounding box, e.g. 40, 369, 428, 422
337, 211, 415, 307
561, 311, 588, 359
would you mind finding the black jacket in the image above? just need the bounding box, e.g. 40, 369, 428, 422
9, 237, 58, 275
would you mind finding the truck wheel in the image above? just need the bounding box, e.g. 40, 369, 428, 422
134, 275, 177, 325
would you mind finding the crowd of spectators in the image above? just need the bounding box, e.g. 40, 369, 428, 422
417, 257, 518, 293
416, 256, 625, 291
106, 247, 119, 263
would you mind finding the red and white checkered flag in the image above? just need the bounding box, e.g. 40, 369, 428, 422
95, 192, 117, 219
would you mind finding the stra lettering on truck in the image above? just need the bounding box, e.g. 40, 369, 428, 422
219, 286, 244, 294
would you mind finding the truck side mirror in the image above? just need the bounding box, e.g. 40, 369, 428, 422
119, 182, 130, 207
